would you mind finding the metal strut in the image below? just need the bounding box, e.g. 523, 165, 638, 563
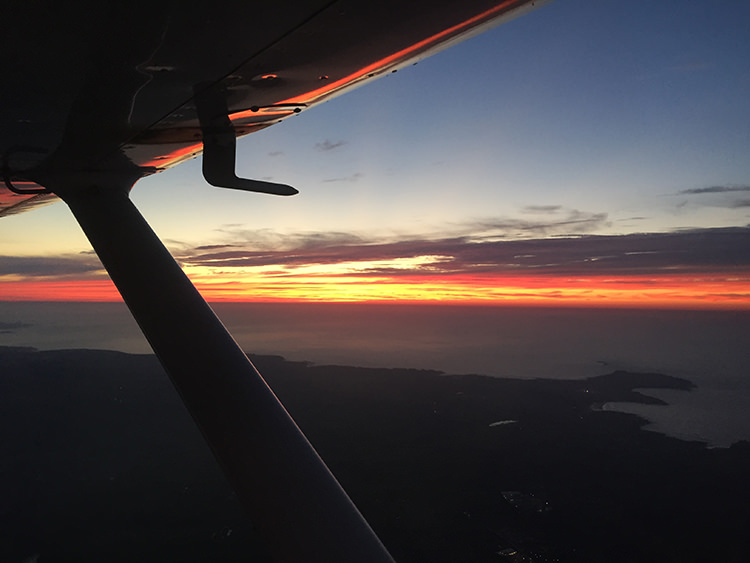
54, 179, 394, 563
2, 147, 50, 194
195, 85, 299, 196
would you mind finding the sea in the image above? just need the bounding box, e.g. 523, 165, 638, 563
1, 301, 748, 447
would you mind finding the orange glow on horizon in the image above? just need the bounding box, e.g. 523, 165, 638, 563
0, 279, 121, 302
3, 271, 749, 310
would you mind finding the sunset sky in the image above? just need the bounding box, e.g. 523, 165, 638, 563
1, 0, 749, 308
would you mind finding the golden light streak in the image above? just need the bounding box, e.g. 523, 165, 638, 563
183, 269, 750, 309
3, 267, 749, 309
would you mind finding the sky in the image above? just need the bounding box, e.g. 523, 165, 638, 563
1, 0, 749, 308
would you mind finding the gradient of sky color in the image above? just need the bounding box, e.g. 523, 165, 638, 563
1, 0, 749, 306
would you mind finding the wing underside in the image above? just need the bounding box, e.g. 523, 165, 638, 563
1, 0, 544, 213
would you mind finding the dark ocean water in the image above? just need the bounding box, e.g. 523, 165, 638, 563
1, 301, 749, 446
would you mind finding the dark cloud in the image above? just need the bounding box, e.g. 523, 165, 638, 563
315, 140, 346, 152
8, 224, 749, 283
268, 151, 284, 157
675, 186, 750, 211
176, 226, 750, 278
0, 255, 104, 277
448, 227, 750, 276
194, 244, 237, 251
680, 186, 750, 195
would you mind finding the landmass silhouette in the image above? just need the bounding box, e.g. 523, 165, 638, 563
1, 347, 748, 562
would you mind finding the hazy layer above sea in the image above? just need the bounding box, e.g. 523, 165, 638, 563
1, 301, 748, 446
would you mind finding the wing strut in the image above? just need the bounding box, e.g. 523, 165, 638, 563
52, 177, 394, 563
195, 85, 299, 196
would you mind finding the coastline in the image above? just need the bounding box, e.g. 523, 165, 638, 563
2, 346, 749, 561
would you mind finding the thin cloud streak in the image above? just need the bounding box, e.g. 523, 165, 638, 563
680, 186, 750, 195
675, 186, 750, 211
520, 205, 563, 214
322, 172, 363, 183
466, 210, 610, 238
314, 140, 346, 152
211, 228, 365, 251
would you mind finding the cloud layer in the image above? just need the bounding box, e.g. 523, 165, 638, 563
3, 226, 749, 281
171, 225, 750, 280
0, 254, 104, 277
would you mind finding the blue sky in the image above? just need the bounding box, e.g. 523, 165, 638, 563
131, 0, 748, 242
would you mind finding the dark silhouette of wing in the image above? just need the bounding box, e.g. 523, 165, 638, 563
0, 2, 546, 560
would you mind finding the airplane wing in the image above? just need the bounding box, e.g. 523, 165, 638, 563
2, 0, 544, 207
1, 1, 547, 561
